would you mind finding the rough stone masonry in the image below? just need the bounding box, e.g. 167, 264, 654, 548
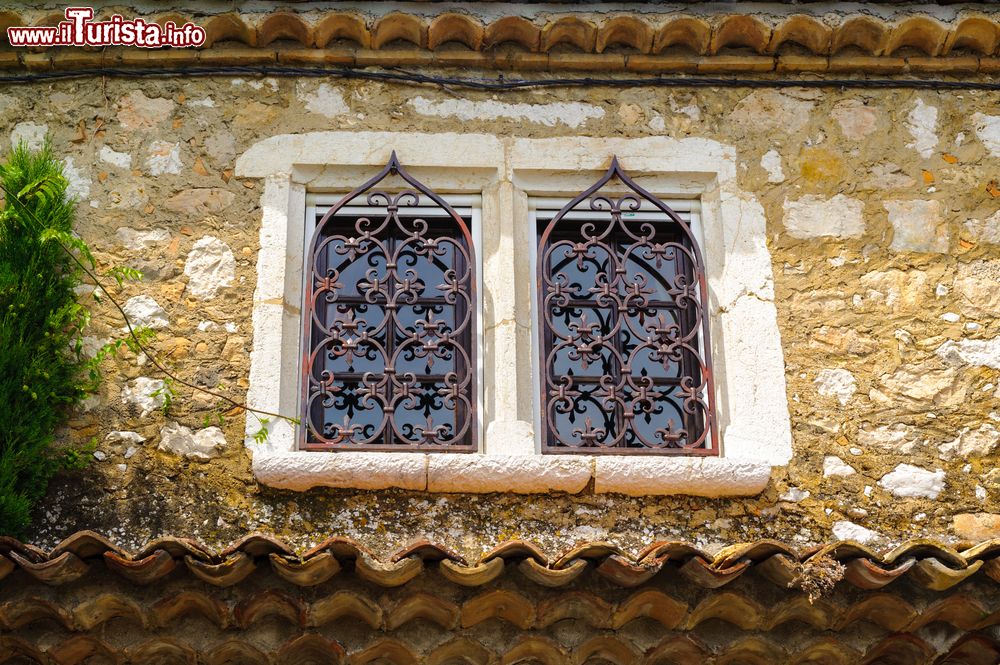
5, 74, 1000, 559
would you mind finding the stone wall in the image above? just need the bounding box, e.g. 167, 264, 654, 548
5, 73, 999, 557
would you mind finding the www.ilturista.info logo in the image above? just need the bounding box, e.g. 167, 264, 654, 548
7, 7, 206, 48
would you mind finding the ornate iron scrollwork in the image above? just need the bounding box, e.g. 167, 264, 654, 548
301, 153, 476, 451
537, 158, 718, 455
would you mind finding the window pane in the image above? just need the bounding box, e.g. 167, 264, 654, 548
537, 160, 716, 455
302, 156, 476, 452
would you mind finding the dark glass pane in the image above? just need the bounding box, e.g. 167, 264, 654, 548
538, 160, 715, 454
302, 158, 476, 451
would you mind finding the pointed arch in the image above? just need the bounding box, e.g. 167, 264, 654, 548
301, 153, 477, 451
536, 158, 717, 454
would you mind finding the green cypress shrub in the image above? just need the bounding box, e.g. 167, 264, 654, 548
0, 143, 94, 536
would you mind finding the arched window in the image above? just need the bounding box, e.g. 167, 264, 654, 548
301, 153, 476, 451
536, 158, 717, 454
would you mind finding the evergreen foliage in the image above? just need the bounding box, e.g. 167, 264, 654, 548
0, 143, 93, 535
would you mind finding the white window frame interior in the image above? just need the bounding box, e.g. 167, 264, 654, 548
303, 195, 485, 452
237, 131, 792, 496
527, 198, 715, 454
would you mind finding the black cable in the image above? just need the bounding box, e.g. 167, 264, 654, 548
3, 64, 1000, 91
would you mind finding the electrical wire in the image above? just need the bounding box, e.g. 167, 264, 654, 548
3, 64, 1000, 91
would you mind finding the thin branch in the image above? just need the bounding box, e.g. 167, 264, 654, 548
0, 180, 297, 428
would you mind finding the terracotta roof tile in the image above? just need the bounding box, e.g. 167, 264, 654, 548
2, 9, 1000, 76
3, 530, 1000, 592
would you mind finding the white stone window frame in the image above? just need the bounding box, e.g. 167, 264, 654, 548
235, 131, 792, 496
527, 197, 713, 453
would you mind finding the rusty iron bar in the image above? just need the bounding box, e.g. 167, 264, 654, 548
536, 157, 718, 455
300, 152, 477, 452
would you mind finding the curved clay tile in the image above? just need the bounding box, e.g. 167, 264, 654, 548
680, 557, 750, 589
793, 638, 855, 665
500, 637, 566, 665
766, 596, 833, 631
372, 12, 427, 49
222, 533, 294, 558
258, 11, 313, 48
153, 13, 188, 30
356, 553, 423, 587
836, 594, 913, 632
103, 549, 176, 586
53, 530, 120, 558
713, 539, 798, 567
314, 13, 370, 49
350, 639, 418, 665
910, 594, 990, 631
428, 13, 484, 51
643, 636, 708, 663
637, 540, 705, 564
943, 634, 1000, 665
573, 636, 637, 665
518, 557, 587, 587
943, 17, 999, 55
309, 591, 381, 629
909, 557, 983, 591
0, 598, 73, 631
710, 15, 772, 55
426, 638, 491, 665
33, 11, 64, 27
841, 557, 915, 590
613, 590, 686, 630
541, 16, 596, 53
234, 589, 306, 629
687, 592, 763, 631
595, 554, 659, 587
554, 541, 624, 565
484, 16, 540, 51
752, 552, 797, 587
0, 637, 46, 664
125, 639, 197, 665
0, 12, 23, 46
596, 16, 653, 54
386, 593, 460, 630
184, 552, 256, 587
151, 591, 228, 629
480, 539, 548, 564
438, 557, 504, 587
884, 16, 949, 56
883, 540, 966, 567
862, 634, 935, 665
276, 634, 346, 665
392, 539, 463, 563
721, 637, 785, 664
653, 17, 711, 55
768, 15, 832, 55
270, 552, 341, 587
536, 592, 611, 629
46, 635, 116, 665
9, 551, 88, 586
200, 13, 256, 48
831, 17, 888, 56
135, 536, 212, 560
73, 594, 143, 631
205, 641, 269, 665
461, 590, 534, 630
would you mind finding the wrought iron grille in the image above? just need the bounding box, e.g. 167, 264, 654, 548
300, 153, 476, 452
536, 158, 718, 455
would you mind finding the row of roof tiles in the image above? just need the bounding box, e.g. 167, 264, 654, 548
3, 11, 1000, 57
2, 632, 998, 665
8, 588, 1000, 633
3, 531, 999, 591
